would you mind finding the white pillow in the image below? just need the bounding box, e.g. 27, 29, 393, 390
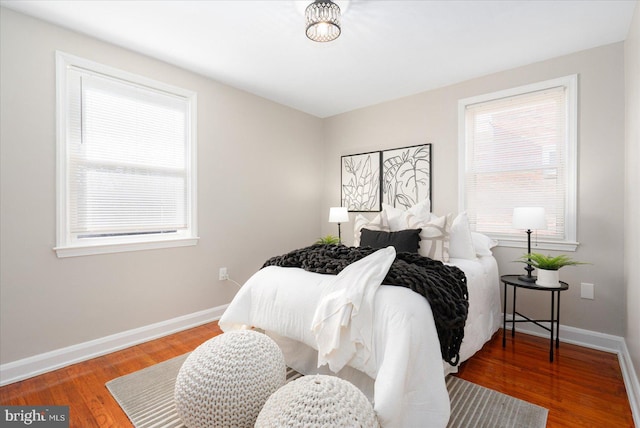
382, 199, 431, 231
353, 213, 389, 246
407, 213, 452, 262
449, 212, 476, 260
471, 232, 498, 257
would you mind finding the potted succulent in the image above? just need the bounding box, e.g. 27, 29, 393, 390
516, 253, 588, 287
314, 235, 340, 245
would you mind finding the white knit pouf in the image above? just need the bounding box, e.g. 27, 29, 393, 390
255, 374, 380, 427
174, 330, 286, 428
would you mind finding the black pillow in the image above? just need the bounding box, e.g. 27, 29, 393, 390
360, 228, 421, 253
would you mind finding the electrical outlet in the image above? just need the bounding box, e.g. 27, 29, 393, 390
219, 267, 229, 281
581, 282, 594, 300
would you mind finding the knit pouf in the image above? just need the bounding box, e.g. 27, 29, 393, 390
255, 375, 380, 427
174, 330, 286, 428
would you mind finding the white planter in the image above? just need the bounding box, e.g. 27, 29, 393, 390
536, 269, 560, 287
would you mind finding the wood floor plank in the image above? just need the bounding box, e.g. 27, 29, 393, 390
0, 322, 634, 427
455, 330, 634, 427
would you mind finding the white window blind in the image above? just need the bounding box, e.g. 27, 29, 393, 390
459, 76, 577, 251
56, 52, 198, 257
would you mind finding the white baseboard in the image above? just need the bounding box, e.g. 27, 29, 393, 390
504, 313, 640, 427
0, 304, 229, 387
619, 341, 640, 428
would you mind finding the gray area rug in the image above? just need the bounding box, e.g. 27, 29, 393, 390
445, 375, 548, 427
106, 354, 547, 428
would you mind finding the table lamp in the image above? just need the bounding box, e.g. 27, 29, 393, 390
329, 207, 349, 244
513, 207, 546, 282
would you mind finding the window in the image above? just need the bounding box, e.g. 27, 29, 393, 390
458, 75, 578, 251
55, 52, 198, 257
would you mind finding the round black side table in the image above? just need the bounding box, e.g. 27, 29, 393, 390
501, 274, 569, 362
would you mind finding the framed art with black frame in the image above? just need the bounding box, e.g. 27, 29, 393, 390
341, 151, 382, 212
382, 144, 432, 209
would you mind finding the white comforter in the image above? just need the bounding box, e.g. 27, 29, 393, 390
218, 255, 500, 428
445, 256, 501, 373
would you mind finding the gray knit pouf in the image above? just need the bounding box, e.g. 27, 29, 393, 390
174, 330, 286, 428
255, 374, 380, 427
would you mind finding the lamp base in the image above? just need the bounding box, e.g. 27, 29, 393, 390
520, 258, 536, 283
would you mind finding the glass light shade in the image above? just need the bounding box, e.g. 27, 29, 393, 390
512, 207, 547, 230
305, 0, 341, 42
328, 207, 349, 223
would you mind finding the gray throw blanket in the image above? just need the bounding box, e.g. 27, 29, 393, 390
262, 244, 469, 366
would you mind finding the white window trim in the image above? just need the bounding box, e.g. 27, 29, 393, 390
457, 75, 578, 252
55, 51, 198, 258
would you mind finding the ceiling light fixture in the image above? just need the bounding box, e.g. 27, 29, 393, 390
305, 0, 341, 42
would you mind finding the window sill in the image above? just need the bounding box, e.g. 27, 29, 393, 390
496, 237, 579, 252
54, 237, 199, 258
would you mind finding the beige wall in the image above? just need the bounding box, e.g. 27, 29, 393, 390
625, 1, 640, 375
0, 8, 323, 365
322, 43, 627, 336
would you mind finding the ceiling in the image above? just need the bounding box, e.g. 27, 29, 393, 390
1, 0, 636, 118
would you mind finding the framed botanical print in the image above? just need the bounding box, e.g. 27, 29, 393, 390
382, 144, 431, 209
341, 151, 381, 212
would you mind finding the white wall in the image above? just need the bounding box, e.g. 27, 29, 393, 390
322, 43, 627, 336
0, 8, 323, 365
625, 1, 640, 375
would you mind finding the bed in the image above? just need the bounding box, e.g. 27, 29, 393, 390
219, 206, 501, 428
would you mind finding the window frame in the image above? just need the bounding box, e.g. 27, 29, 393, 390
457, 75, 578, 252
55, 51, 198, 258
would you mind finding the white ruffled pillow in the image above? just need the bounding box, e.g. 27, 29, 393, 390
449, 212, 477, 260
353, 213, 389, 246
471, 232, 498, 257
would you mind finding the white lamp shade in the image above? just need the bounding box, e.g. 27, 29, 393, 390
512, 207, 546, 230
329, 207, 349, 223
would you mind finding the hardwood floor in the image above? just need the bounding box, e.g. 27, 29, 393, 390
0, 322, 634, 427
0, 323, 223, 428
456, 330, 634, 427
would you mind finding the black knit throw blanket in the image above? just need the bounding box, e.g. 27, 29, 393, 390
262, 244, 469, 366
